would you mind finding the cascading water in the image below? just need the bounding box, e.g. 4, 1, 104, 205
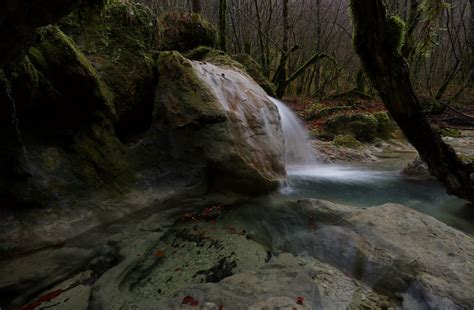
269, 97, 318, 166
191, 59, 399, 186
269, 96, 399, 185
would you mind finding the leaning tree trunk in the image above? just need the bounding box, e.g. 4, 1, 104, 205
350, 0, 474, 202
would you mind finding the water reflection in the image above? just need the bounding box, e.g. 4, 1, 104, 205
275, 165, 474, 235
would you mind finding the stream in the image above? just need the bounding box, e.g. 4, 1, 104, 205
2, 61, 474, 310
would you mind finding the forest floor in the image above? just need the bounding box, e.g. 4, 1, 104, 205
284, 93, 474, 167
284, 92, 474, 135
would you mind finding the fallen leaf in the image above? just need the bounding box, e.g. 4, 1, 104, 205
174, 268, 182, 272
190, 299, 199, 306
37, 289, 64, 302
154, 250, 166, 258
20, 289, 64, 310
182, 296, 194, 304
296, 296, 305, 305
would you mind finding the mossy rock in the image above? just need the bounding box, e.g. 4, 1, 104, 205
373, 111, 395, 138
156, 51, 285, 194
4, 26, 116, 140
436, 127, 462, 138
185, 48, 276, 97
184, 47, 240, 69
161, 12, 216, 52
2, 24, 135, 205
70, 119, 133, 190
59, 2, 159, 138
232, 53, 276, 97
325, 114, 378, 142
420, 99, 444, 114
333, 134, 362, 149
305, 105, 351, 121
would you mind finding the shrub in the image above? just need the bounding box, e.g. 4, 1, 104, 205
333, 134, 362, 148
325, 113, 378, 142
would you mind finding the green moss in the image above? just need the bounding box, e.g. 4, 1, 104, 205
325, 113, 378, 142
184, 47, 276, 96
387, 15, 406, 52
436, 127, 461, 138
161, 12, 216, 52
70, 119, 133, 190
305, 105, 351, 121
232, 53, 276, 97
58, 2, 159, 137
37, 26, 116, 117
27, 47, 47, 69
184, 46, 216, 60
156, 51, 224, 122
333, 134, 362, 149
420, 99, 444, 114
373, 111, 395, 138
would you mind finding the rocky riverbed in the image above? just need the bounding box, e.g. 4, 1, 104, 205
2, 197, 473, 309
2, 132, 474, 309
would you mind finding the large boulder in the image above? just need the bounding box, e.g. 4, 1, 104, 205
155, 51, 286, 194
160, 12, 216, 52
236, 199, 474, 309
0, 0, 84, 66
59, 1, 159, 138
325, 113, 379, 142
1, 26, 133, 208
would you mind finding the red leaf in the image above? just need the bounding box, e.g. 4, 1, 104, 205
20, 289, 64, 310
37, 289, 64, 302
296, 296, 305, 305
154, 250, 166, 258
190, 299, 199, 306
175, 268, 182, 272
182, 296, 194, 304
21, 301, 41, 310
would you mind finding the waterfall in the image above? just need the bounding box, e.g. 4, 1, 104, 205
269, 97, 317, 166
191, 60, 318, 173
191, 61, 286, 180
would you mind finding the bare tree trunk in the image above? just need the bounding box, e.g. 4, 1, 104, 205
401, 0, 421, 61
254, 0, 268, 76
350, 0, 474, 202
470, 0, 474, 83
314, 0, 322, 91
218, 0, 227, 52
275, 0, 289, 98
192, 0, 201, 13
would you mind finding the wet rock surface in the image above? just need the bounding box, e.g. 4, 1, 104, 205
2, 198, 473, 309
156, 52, 286, 195
236, 199, 474, 309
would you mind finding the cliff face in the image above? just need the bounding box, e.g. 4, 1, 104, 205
0, 2, 283, 211
1, 3, 159, 208
0, 0, 86, 66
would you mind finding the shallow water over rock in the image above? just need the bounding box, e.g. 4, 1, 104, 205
281, 164, 473, 235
